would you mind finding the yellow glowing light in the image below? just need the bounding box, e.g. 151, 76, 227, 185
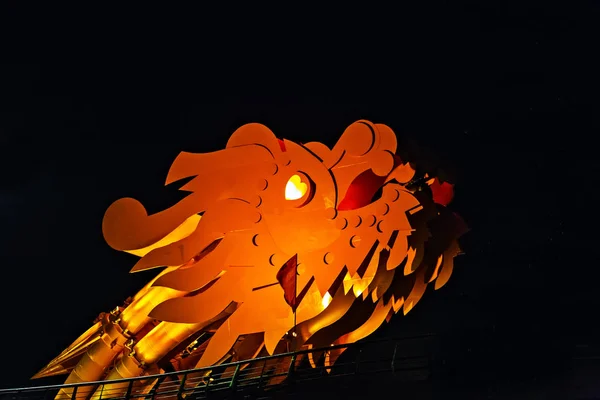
285, 174, 308, 200
321, 291, 332, 308
403, 301, 414, 315
125, 214, 201, 258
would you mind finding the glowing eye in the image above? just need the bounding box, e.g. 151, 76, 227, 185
285, 174, 308, 201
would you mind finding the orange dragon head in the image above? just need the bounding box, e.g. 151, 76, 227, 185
100, 120, 468, 369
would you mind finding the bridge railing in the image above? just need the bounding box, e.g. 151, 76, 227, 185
0, 334, 435, 400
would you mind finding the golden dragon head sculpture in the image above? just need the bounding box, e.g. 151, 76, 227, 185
35, 120, 467, 397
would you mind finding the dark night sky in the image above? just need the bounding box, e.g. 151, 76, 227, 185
1, 2, 599, 395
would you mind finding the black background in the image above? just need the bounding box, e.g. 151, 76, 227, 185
1, 2, 599, 396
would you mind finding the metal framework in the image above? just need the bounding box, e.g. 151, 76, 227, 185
1, 334, 435, 400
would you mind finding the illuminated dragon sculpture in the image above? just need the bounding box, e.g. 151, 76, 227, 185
34, 120, 467, 398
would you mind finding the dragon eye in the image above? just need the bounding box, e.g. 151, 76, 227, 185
285, 174, 308, 201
